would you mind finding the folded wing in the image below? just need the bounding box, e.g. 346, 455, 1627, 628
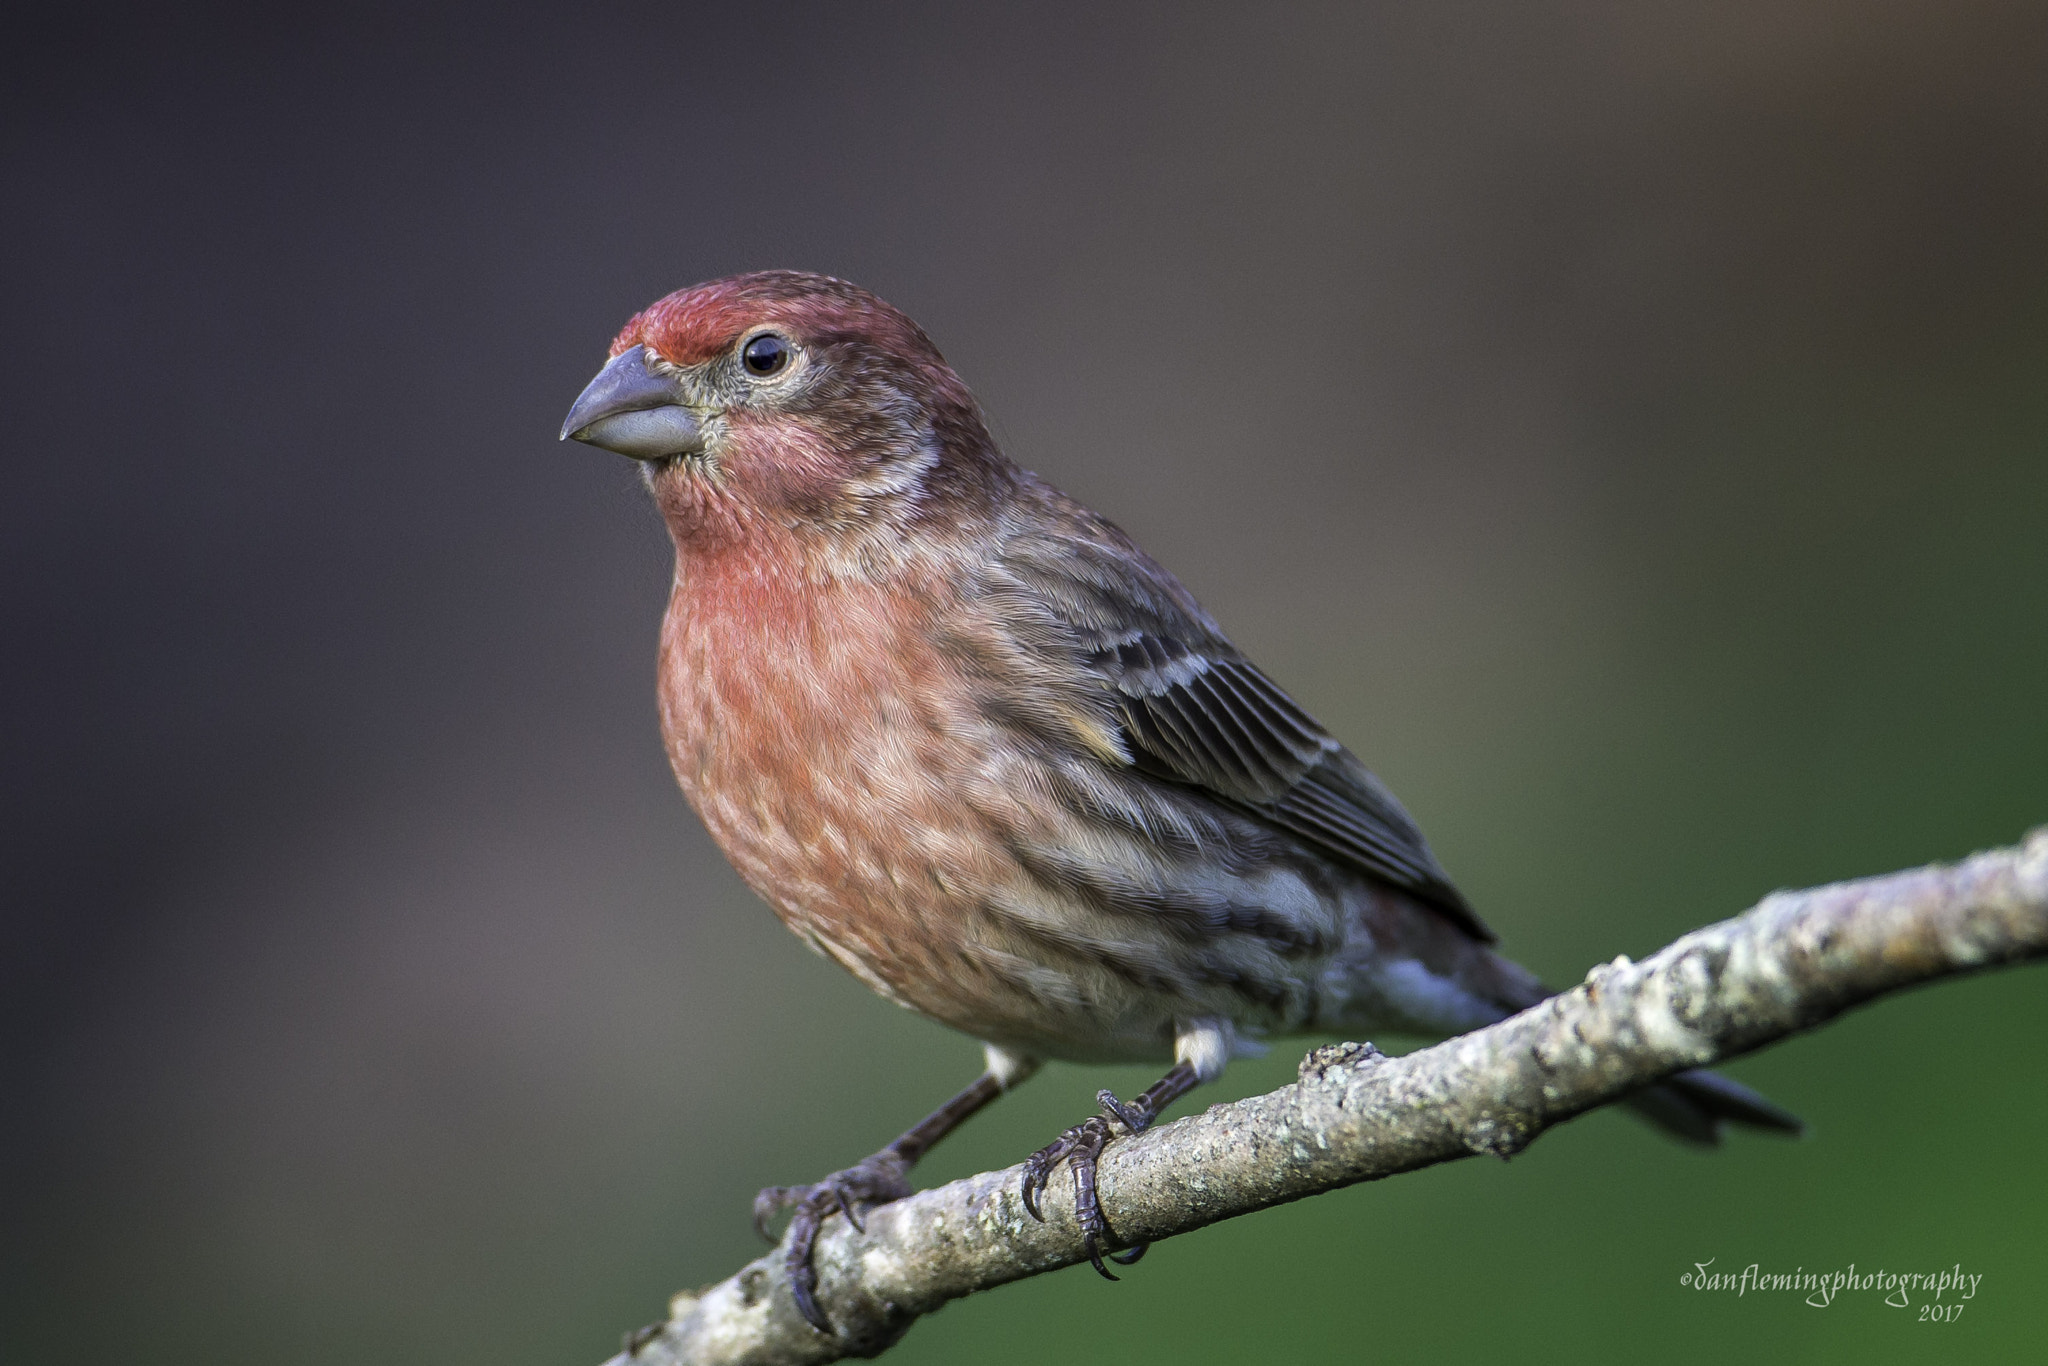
995, 490, 1493, 942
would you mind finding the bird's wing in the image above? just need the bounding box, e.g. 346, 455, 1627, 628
993, 487, 1493, 942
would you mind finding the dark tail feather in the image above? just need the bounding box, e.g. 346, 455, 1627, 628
1628, 1068, 1804, 1146
1468, 957, 1803, 1145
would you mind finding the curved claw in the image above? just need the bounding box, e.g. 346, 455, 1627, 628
1085, 1235, 1120, 1281
787, 1234, 829, 1333
778, 1200, 834, 1332
752, 1156, 913, 1333
1021, 1166, 1047, 1221
1021, 1126, 1086, 1223
1082, 1233, 1147, 1277
752, 1185, 794, 1243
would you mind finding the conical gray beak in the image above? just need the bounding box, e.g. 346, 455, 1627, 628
560, 345, 706, 460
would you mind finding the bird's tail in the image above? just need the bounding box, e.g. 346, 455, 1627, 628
1462, 947, 1803, 1145
1626, 1067, 1804, 1145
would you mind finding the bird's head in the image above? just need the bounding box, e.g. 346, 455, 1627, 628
562, 272, 1003, 560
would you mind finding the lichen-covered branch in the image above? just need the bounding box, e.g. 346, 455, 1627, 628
608, 830, 2048, 1366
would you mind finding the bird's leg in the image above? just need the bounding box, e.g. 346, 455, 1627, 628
755, 1049, 1038, 1332
1020, 1059, 1201, 1279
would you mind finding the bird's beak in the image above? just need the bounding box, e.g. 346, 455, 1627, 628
559, 345, 706, 460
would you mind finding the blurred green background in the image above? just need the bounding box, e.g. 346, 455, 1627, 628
5, 4, 2044, 1365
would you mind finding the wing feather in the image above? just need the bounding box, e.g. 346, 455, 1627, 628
993, 488, 1493, 941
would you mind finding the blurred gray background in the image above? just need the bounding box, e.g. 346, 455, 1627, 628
5, 3, 2045, 1363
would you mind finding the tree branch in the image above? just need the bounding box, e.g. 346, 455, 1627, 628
608, 829, 2048, 1366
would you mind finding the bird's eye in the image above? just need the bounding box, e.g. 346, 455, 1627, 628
741, 333, 793, 378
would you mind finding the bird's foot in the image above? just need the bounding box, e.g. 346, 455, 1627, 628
1019, 1088, 1156, 1279
754, 1150, 913, 1332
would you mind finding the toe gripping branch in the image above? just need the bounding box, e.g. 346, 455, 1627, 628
1020, 1060, 1200, 1280
755, 1069, 1010, 1333
753, 1151, 914, 1332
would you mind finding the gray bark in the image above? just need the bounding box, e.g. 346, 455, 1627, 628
607, 829, 2048, 1366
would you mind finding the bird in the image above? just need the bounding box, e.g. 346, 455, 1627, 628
559, 270, 1800, 1331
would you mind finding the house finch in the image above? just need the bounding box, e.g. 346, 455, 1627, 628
561, 271, 1799, 1330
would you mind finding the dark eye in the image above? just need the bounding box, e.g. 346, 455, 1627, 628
741, 332, 792, 377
